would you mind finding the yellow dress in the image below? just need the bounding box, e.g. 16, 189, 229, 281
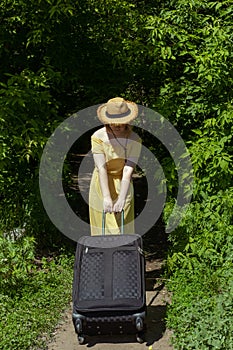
89, 132, 142, 235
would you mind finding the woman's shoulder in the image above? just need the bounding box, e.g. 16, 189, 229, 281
91, 127, 108, 142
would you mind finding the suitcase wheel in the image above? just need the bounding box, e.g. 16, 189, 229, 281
136, 332, 144, 344
75, 318, 82, 333
77, 334, 86, 345
135, 316, 144, 331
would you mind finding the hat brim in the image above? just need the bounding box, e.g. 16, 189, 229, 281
97, 101, 138, 124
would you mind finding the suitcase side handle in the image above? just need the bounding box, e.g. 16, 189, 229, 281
102, 210, 124, 236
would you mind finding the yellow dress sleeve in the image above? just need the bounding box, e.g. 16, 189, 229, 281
91, 136, 104, 154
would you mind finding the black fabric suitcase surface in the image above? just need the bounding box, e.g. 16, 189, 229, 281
72, 214, 146, 344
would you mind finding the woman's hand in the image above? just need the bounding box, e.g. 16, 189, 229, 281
103, 196, 113, 213
113, 198, 126, 213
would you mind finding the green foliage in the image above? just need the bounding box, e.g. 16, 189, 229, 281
167, 270, 233, 350
0, 68, 60, 237
167, 188, 233, 257
144, 1, 233, 348
189, 106, 233, 195
0, 252, 74, 350
0, 0, 72, 239
165, 187, 233, 348
0, 235, 35, 292
144, 0, 233, 128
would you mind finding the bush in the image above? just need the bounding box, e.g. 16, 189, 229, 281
165, 189, 233, 349
167, 270, 233, 350
0, 251, 74, 350
0, 235, 35, 293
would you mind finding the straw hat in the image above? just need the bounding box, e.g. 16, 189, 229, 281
97, 97, 138, 124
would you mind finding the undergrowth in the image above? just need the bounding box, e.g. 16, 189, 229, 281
166, 267, 233, 350
165, 190, 233, 350
0, 239, 74, 350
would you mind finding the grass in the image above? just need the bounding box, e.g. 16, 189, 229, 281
166, 265, 233, 350
0, 253, 74, 350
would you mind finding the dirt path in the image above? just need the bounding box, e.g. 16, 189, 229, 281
47, 260, 173, 350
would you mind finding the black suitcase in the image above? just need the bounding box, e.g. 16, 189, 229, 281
72, 211, 146, 345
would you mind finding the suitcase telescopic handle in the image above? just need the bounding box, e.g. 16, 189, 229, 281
102, 210, 124, 236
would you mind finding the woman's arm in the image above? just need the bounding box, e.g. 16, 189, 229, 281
93, 153, 113, 212
113, 164, 134, 212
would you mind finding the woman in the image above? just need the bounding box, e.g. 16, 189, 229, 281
89, 97, 142, 235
